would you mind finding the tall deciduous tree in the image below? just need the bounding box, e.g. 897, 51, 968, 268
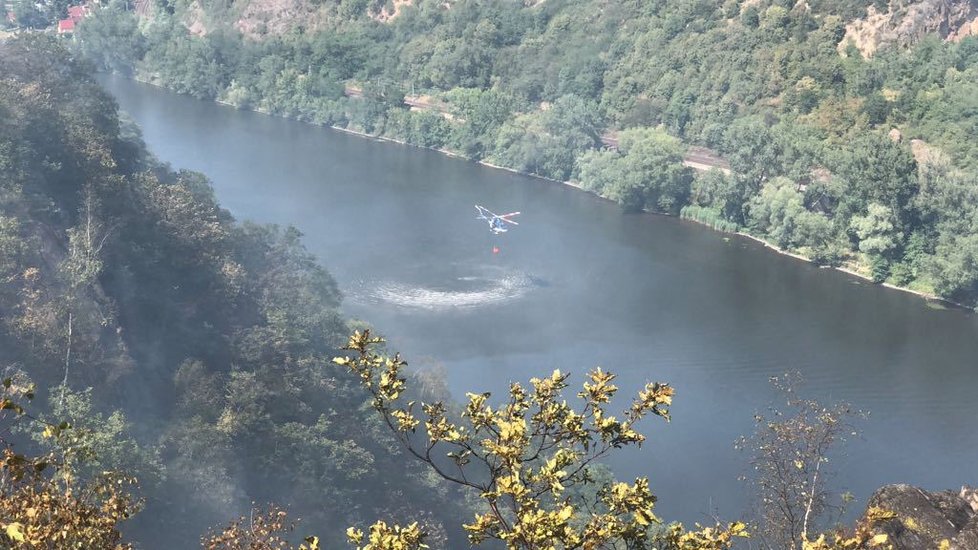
737, 375, 862, 550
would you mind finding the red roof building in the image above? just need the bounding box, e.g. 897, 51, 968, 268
66, 5, 88, 19
57, 4, 90, 34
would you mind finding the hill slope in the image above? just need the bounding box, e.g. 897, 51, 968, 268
0, 35, 469, 548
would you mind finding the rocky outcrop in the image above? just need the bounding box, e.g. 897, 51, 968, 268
232, 0, 323, 38
369, 0, 414, 22
840, 0, 978, 58
859, 485, 978, 549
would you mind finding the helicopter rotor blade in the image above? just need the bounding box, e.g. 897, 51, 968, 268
498, 212, 521, 224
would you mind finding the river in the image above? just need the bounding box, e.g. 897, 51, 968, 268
102, 74, 978, 527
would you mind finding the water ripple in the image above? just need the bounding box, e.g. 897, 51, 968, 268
352, 267, 543, 311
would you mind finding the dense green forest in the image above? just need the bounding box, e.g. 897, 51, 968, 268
71, 0, 978, 306
4, 6, 977, 546
0, 35, 473, 548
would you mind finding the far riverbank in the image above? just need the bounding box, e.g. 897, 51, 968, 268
130, 73, 967, 312
328, 121, 966, 311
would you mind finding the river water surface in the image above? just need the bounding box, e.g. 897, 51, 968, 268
103, 75, 978, 525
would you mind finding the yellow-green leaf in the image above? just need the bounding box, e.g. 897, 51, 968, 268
346, 526, 364, 544
5, 522, 25, 542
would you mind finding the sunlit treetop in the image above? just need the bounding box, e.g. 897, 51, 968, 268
334, 330, 748, 550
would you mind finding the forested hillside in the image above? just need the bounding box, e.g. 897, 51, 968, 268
0, 36, 470, 548
74, 0, 978, 306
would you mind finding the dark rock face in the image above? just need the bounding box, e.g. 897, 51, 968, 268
864, 485, 978, 550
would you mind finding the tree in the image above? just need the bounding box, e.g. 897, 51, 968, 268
75, 2, 146, 75
690, 169, 746, 225
827, 134, 919, 226
56, 184, 114, 405
576, 128, 693, 214
0, 375, 140, 548
748, 178, 832, 252
203, 505, 322, 550
446, 88, 516, 160
0, 216, 28, 299
491, 95, 602, 181
742, 6, 760, 28
334, 330, 748, 550
737, 374, 862, 550
577, 149, 644, 211
36, 386, 165, 491
12, 0, 47, 29
925, 230, 978, 301
617, 128, 694, 213
387, 110, 451, 149
721, 118, 779, 193
849, 203, 901, 282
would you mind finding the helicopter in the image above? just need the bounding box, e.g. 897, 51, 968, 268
475, 205, 521, 234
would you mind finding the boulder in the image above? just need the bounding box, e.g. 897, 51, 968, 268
861, 484, 978, 550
